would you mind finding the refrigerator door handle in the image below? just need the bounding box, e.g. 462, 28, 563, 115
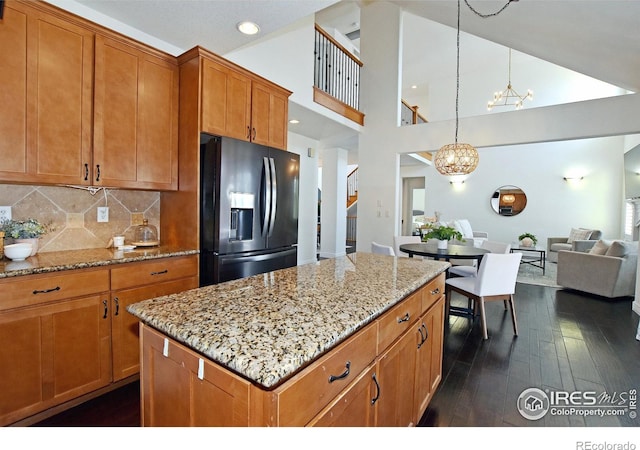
268, 157, 277, 237
262, 156, 272, 238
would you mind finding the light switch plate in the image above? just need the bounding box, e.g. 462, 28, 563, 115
0, 206, 11, 222
97, 207, 109, 223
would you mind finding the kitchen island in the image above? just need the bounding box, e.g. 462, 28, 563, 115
128, 253, 450, 426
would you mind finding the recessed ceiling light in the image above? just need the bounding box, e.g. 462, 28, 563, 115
237, 21, 260, 35
411, 85, 418, 89
289, 119, 300, 124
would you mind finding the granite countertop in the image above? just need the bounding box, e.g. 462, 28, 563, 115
0, 246, 199, 279
127, 253, 450, 389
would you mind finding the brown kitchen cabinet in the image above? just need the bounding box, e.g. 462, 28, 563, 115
0, 268, 111, 426
0, 0, 179, 190
110, 255, 198, 381
196, 48, 291, 151
0, 0, 93, 185
93, 34, 179, 190
141, 324, 251, 427
137, 272, 447, 427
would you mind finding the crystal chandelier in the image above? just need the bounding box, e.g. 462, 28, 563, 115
434, 0, 479, 176
487, 48, 533, 111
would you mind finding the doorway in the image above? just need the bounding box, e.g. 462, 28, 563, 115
401, 177, 425, 236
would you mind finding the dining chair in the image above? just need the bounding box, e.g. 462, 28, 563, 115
448, 240, 512, 277
445, 252, 522, 340
371, 241, 395, 256
393, 235, 421, 258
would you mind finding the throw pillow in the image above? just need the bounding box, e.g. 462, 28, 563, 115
567, 227, 592, 243
589, 239, 610, 255
605, 240, 628, 258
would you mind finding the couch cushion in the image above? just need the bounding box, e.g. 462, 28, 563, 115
567, 228, 593, 243
550, 243, 572, 252
605, 240, 629, 257
589, 239, 610, 255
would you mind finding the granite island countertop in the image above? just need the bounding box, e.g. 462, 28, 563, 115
0, 245, 198, 279
127, 252, 450, 389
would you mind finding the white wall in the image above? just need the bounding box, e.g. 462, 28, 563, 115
287, 133, 320, 266
401, 136, 625, 246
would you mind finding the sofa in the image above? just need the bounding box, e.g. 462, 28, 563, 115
547, 228, 602, 262
421, 219, 488, 248
556, 239, 638, 298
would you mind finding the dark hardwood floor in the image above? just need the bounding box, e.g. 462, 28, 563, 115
29, 282, 640, 428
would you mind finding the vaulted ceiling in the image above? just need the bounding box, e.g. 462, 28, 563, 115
57, 0, 639, 155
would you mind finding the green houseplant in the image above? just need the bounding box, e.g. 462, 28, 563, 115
1, 218, 51, 256
422, 224, 464, 249
518, 232, 537, 247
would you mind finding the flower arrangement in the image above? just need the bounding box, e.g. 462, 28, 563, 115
518, 232, 537, 246
422, 224, 464, 242
1, 218, 51, 239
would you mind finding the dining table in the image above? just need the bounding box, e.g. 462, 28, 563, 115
399, 242, 492, 319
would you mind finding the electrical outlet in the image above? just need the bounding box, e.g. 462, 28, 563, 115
97, 207, 109, 223
0, 206, 11, 222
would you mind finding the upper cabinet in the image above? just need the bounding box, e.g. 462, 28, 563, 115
94, 35, 179, 190
0, 1, 179, 190
197, 49, 291, 150
0, 1, 93, 185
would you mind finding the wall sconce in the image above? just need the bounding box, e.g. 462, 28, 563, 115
563, 176, 584, 182
449, 180, 465, 186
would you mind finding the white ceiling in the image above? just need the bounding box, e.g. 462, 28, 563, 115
60, 0, 639, 162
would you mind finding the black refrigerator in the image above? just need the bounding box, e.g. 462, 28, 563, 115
199, 135, 299, 286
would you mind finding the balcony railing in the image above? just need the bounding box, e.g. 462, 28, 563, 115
401, 100, 428, 126
314, 25, 365, 125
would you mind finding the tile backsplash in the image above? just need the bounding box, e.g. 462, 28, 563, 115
0, 184, 160, 253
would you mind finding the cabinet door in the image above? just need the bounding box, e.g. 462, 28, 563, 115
375, 327, 417, 427
0, 308, 46, 426
307, 364, 377, 427
0, 2, 93, 185
112, 277, 197, 381
250, 80, 289, 150
413, 296, 444, 423
201, 59, 252, 141
0, 294, 111, 426
48, 295, 112, 403
94, 35, 178, 190
141, 324, 250, 427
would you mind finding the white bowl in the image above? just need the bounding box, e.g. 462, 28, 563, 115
4, 243, 33, 261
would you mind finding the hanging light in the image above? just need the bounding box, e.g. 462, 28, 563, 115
434, 0, 479, 176
487, 48, 533, 111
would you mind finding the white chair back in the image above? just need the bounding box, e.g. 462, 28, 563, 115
371, 241, 395, 256
474, 253, 522, 296
393, 235, 421, 257
481, 240, 511, 254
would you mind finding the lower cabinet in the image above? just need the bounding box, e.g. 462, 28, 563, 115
137, 272, 446, 427
140, 324, 251, 427
0, 283, 111, 426
0, 254, 198, 426
111, 255, 198, 381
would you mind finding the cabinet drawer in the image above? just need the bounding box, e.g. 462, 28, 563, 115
0, 269, 109, 311
376, 290, 421, 352
111, 255, 197, 290
421, 272, 445, 313
268, 322, 378, 427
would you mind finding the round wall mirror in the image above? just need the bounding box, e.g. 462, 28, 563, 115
491, 185, 527, 216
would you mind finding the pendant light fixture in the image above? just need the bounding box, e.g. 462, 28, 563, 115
433, 0, 479, 176
487, 48, 533, 111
